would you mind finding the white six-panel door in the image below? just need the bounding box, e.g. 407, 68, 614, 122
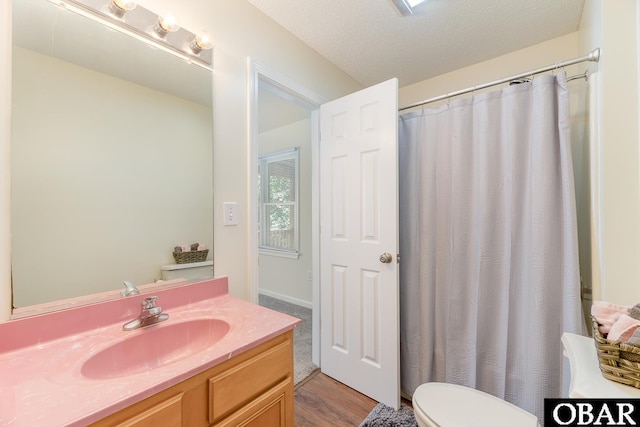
319, 78, 400, 409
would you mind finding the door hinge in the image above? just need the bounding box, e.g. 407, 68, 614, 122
397, 254, 400, 264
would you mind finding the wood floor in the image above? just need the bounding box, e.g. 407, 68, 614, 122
294, 371, 377, 427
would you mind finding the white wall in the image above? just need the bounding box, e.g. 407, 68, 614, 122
579, 0, 603, 305
11, 47, 213, 306
0, 0, 11, 320
583, 0, 640, 305
258, 118, 312, 306
602, 1, 640, 305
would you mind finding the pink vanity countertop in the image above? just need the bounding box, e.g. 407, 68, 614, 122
0, 276, 301, 426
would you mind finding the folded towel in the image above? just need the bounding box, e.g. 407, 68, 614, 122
609, 314, 640, 342
627, 329, 640, 347
197, 244, 207, 251
591, 301, 630, 335
181, 245, 191, 252
174, 246, 182, 253
630, 303, 640, 320
190, 242, 200, 251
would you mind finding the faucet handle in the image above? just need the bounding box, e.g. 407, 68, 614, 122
141, 296, 158, 309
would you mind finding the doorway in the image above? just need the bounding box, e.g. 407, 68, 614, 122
247, 60, 325, 384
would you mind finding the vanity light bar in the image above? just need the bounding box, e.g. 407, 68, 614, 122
48, 0, 213, 71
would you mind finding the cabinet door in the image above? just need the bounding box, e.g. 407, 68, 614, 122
212, 380, 289, 427
114, 393, 183, 427
208, 339, 292, 424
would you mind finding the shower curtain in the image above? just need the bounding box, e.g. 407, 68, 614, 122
398, 72, 584, 423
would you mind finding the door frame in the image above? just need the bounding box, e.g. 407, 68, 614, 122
247, 59, 326, 365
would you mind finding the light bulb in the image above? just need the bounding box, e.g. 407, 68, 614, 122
158, 13, 180, 32
113, 0, 136, 10
190, 33, 213, 54
108, 0, 136, 17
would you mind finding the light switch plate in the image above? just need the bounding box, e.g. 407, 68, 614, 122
223, 202, 238, 226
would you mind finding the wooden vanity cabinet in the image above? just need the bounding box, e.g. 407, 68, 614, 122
89, 330, 294, 427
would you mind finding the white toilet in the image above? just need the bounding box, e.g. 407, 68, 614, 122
412, 382, 539, 427
160, 260, 213, 280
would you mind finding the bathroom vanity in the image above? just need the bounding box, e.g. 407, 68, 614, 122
0, 277, 300, 426
91, 331, 293, 426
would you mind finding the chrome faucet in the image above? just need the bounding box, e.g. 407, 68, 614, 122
123, 296, 169, 331
121, 280, 140, 297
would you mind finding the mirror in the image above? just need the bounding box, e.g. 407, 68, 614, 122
11, 0, 213, 311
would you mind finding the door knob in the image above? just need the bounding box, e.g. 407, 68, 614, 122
379, 252, 393, 263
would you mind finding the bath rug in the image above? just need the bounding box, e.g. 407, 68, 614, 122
359, 402, 418, 427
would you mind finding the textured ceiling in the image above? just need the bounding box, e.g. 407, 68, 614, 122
247, 0, 586, 87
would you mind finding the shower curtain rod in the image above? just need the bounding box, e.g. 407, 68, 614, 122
398, 48, 601, 112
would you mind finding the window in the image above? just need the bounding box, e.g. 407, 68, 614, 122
258, 148, 299, 258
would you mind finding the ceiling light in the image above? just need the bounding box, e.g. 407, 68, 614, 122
389, 0, 428, 16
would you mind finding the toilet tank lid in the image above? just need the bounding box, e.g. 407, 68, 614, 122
413, 382, 538, 427
161, 260, 213, 271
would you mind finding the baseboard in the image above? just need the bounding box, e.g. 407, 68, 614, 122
259, 289, 312, 309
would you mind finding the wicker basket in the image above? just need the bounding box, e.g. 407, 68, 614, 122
591, 315, 640, 388
172, 249, 209, 264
